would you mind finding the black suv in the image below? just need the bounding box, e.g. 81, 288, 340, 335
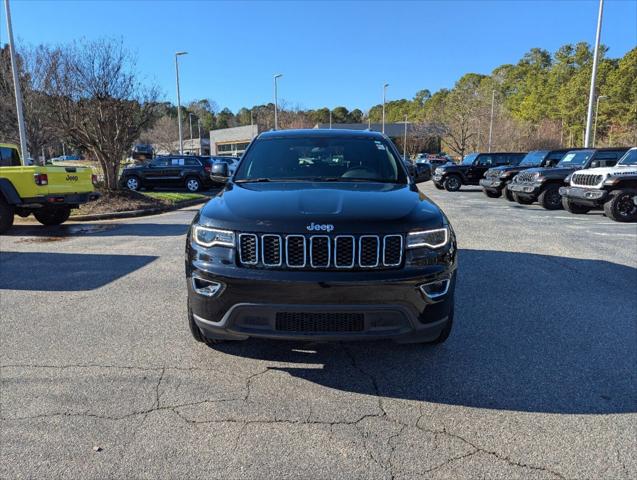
121, 155, 214, 192
479, 149, 581, 201
432, 152, 526, 191
508, 147, 629, 210
186, 129, 456, 346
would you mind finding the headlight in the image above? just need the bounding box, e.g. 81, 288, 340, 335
407, 227, 449, 249
500, 172, 512, 179
192, 225, 235, 247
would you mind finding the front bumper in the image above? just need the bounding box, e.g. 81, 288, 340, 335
508, 182, 541, 198
559, 186, 608, 206
479, 178, 503, 191
187, 243, 457, 343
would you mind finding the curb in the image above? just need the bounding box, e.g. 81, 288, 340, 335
70, 197, 209, 222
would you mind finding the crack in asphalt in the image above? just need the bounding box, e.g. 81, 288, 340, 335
1, 361, 570, 479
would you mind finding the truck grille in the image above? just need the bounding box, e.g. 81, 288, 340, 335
515, 171, 536, 183
571, 173, 603, 187
485, 169, 501, 179
275, 312, 364, 332
237, 233, 403, 270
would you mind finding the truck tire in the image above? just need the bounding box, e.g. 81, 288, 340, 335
603, 189, 637, 222
483, 189, 501, 198
434, 183, 444, 190
512, 192, 533, 205
443, 175, 462, 192
538, 184, 563, 210
188, 301, 225, 346
503, 183, 515, 202
562, 197, 590, 214
0, 197, 15, 234
34, 206, 71, 226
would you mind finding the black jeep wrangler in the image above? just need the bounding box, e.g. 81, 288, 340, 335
186, 129, 456, 346
559, 147, 637, 221
479, 149, 579, 201
508, 148, 629, 210
432, 152, 526, 192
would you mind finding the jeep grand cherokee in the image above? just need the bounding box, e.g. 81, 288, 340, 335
185, 129, 457, 346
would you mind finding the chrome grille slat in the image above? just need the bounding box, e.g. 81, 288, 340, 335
239, 233, 402, 270
572, 173, 603, 187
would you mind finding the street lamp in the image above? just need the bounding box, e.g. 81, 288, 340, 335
175, 51, 188, 154
488, 89, 496, 153
593, 95, 608, 147
188, 113, 194, 142
382, 83, 389, 134
584, 0, 604, 147
403, 114, 408, 158
329, 109, 332, 129
273, 73, 283, 130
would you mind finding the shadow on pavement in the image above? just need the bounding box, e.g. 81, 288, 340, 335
0, 252, 158, 291
213, 249, 637, 415
7, 223, 189, 238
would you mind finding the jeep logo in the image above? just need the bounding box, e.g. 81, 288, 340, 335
65, 174, 78, 181
306, 222, 334, 232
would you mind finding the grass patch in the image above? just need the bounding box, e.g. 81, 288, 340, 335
142, 192, 207, 203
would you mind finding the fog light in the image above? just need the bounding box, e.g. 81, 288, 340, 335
419, 279, 451, 300
191, 275, 224, 297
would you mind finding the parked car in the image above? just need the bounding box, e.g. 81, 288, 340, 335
130, 144, 154, 162
479, 149, 582, 201
208, 156, 240, 178
186, 129, 456, 346
0, 143, 99, 234
432, 152, 526, 191
559, 147, 637, 221
120, 155, 215, 192
508, 147, 630, 210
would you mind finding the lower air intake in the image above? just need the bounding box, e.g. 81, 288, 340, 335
275, 312, 365, 332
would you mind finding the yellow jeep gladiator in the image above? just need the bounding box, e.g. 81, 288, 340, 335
0, 143, 99, 233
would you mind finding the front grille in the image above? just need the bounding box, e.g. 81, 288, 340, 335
238, 233, 404, 270
515, 171, 536, 183
572, 173, 603, 187
275, 312, 364, 332
485, 169, 500, 179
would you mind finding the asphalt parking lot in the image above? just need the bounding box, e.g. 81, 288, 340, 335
1, 183, 636, 479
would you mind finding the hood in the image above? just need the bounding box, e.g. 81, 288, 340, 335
576, 165, 637, 177
198, 182, 445, 234
523, 166, 577, 178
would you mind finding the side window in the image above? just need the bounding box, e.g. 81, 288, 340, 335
595, 151, 622, 166
0, 147, 20, 167
170, 158, 186, 166
151, 158, 169, 167
477, 155, 493, 166
184, 158, 200, 166
495, 154, 508, 165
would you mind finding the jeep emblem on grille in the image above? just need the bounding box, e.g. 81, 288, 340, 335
306, 222, 334, 232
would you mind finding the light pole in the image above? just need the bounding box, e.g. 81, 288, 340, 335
382, 83, 389, 134
175, 51, 188, 154
4, 0, 29, 164
403, 114, 408, 158
329, 109, 332, 129
188, 113, 194, 142
584, 0, 604, 147
273, 73, 283, 130
593, 95, 608, 147
488, 89, 496, 153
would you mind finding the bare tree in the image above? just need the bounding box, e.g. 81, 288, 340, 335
140, 115, 180, 154
44, 39, 159, 189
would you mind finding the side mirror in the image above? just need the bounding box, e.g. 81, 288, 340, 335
590, 160, 601, 169
210, 162, 229, 181
412, 164, 432, 183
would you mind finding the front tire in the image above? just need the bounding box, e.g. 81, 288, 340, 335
125, 175, 141, 191
33, 207, 71, 226
603, 189, 637, 222
513, 192, 534, 205
443, 175, 462, 192
185, 177, 201, 192
427, 308, 454, 345
562, 197, 590, 214
0, 197, 15, 234
483, 189, 501, 198
188, 300, 225, 346
538, 184, 563, 210
434, 183, 444, 190
503, 183, 515, 202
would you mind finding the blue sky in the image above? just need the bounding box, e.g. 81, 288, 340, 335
3, 0, 636, 112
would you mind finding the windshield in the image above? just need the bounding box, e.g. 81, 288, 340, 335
234, 136, 406, 183
557, 151, 593, 167
520, 150, 548, 165
461, 153, 479, 165
618, 149, 637, 166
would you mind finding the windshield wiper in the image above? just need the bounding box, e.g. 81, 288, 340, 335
234, 178, 272, 183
